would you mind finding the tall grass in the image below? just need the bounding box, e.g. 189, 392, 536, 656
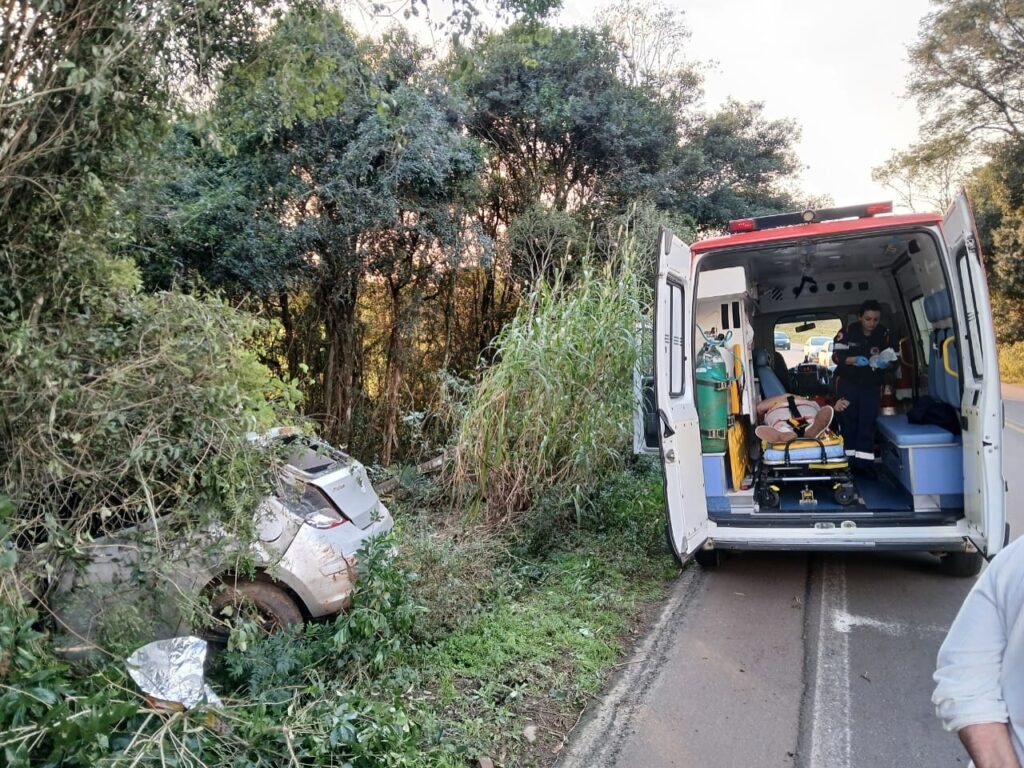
999, 341, 1024, 384
448, 222, 651, 527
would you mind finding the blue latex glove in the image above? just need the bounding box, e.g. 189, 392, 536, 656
852, 356, 870, 367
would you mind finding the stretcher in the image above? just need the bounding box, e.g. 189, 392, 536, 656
755, 430, 856, 508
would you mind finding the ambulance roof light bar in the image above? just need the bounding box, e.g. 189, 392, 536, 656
728, 201, 893, 234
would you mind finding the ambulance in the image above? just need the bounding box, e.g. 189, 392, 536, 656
648, 193, 1005, 575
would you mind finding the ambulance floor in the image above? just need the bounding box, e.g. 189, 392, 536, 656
775, 468, 912, 513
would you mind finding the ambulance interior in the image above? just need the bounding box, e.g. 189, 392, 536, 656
689, 228, 968, 523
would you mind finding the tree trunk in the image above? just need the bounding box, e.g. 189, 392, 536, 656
319, 270, 360, 447
279, 291, 300, 379
381, 279, 404, 466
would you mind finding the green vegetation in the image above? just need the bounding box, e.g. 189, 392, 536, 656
448, 218, 650, 525
999, 341, 1024, 385
1, 460, 675, 766
876, 0, 1024, 349
31, 0, 1024, 766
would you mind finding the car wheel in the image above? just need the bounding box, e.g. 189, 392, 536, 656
694, 548, 722, 568
205, 579, 303, 642
938, 552, 984, 578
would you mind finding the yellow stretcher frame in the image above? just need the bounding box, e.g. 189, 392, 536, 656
727, 344, 750, 490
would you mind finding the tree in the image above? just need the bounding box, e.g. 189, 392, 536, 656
129, 13, 483, 456
456, 22, 682, 349
670, 100, 801, 232
596, 0, 704, 122
1, 0, 299, 667
905, 0, 1024, 341
909, 0, 1024, 142
871, 136, 974, 212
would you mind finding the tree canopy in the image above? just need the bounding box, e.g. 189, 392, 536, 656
900, 0, 1024, 342
909, 0, 1024, 142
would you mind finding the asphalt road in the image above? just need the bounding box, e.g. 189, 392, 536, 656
558, 389, 1024, 768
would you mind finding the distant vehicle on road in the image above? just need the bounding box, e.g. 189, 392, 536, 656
817, 340, 836, 369
803, 336, 832, 363
774, 331, 792, 350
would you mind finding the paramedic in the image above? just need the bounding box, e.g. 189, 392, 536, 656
831, 300, 892, 473
933, 536, 1024, 767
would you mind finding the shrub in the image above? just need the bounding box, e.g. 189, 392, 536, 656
999, 341, 1024, 384
447, 219, 651, 527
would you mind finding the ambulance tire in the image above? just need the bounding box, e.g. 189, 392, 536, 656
938, 551, 983, 578
694, 548, 722, 568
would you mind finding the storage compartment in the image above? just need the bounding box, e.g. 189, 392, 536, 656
877, 415, 964, 497
702, 453, 731, 513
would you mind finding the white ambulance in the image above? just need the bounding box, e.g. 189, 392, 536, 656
650, 194, 1005, 575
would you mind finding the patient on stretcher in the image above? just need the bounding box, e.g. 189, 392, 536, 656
754, 394, 849, 444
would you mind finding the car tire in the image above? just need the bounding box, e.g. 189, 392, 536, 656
694, 548, 722, 568
206, 579, 303, 641
938, 551, 984, 578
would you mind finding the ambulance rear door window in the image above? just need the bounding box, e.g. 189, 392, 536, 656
910, 295, 931, 369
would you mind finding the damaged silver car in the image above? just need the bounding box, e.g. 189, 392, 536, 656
49, 427, 393, 655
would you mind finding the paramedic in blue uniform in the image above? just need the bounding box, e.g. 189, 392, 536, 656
831, 300, 892, 473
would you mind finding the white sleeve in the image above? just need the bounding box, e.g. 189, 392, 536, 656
932, 562, 1009, 732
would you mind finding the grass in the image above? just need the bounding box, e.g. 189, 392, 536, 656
448, 223, 649, 527
2, 463, 678, 768
1000, 341, 1024, 384
387, 457, 677, 766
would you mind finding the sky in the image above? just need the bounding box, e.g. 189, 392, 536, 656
557, 0, 936, 209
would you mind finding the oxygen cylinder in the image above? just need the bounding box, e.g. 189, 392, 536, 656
695, 341, 729, 453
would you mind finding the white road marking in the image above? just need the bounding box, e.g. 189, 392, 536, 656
810, 557, 851, 768
831, 610, 949, 637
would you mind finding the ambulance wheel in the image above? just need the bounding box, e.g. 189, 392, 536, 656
694, 548, 722, 568
834, 485, 857, 506
756, 487, 780, 508
938, 551, 984, 578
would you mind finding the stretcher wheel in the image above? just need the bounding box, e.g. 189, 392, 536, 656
834, 484, 857, 506
756, 486, 780, 508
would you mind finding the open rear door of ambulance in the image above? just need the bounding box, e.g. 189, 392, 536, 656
943, 190, 1006, 557
654, 228, 709, 562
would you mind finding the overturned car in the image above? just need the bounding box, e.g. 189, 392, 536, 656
45, 427, 393, 655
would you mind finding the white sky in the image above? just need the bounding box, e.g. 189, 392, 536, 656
557, 0, 935, 209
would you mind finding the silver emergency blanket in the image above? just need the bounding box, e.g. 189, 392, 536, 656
125, 636, 222, 709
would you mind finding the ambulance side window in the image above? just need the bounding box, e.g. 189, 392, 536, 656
956, 247, 984, 378
910, 295, 931, 369
669, 281, 685, 396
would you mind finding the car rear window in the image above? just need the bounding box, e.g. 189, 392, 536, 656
282, 438, 348, 475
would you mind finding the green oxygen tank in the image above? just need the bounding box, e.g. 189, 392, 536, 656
695, 333, 730, 453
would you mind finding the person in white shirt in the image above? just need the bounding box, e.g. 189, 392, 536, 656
933, 536, 1024, 768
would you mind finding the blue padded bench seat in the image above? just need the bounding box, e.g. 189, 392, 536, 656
876, 414, 960, 447
877, 414, 963, 497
